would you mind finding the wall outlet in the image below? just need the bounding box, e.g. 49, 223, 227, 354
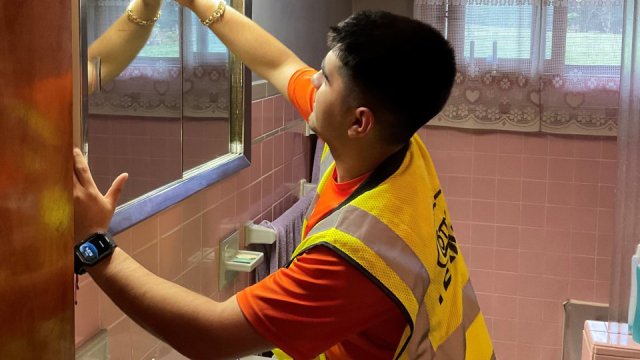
219, 231, 240, 291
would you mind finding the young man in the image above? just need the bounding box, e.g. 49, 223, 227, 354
73, 1, 494, 359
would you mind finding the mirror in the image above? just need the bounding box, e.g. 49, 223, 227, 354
81, 0, 251, 234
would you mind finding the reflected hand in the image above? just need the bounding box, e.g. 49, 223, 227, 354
73, 148, 128, 243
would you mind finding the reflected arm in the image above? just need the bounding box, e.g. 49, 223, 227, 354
183, 0, 309, 101
87, 0, 162, 93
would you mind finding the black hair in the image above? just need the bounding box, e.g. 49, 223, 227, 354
328, 10, 456, 145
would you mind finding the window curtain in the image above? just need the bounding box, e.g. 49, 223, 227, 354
414, 0, 623, 136
608, 0, 640, 329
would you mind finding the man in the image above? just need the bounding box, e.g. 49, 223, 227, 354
73, 1, 494, 358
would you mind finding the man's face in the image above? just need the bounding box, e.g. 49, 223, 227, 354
308, 50, 353, 143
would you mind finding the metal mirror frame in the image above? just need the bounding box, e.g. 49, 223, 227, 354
81, 0, 252, 235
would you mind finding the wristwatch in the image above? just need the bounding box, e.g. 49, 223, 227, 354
74, 232, 117, 275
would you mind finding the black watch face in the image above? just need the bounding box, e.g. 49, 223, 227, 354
77, 234, 113, 264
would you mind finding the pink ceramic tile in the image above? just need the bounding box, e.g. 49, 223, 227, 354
248, 181, 262, 220
521, 204, 547, 228
176, 264, 202, 294
262, 97, 275, 134
470, 223, 496, 247
472, 153, 498, 177
539, 346, 562, 360
595, 281, 610, 304
284, 101, 295, 124
448, 129, 474, 152
597, 209, 615, 234
446, 175, 473, 199
570, 207, 598, 232
261, 172, 275, 215
522, 180, 547, 204
159, 230, 182, 281
497, 155, 523, 179
467, 246, 494, 270
498, 132, 524, 155
274, 95, 285, 130
574, 159, 601, 184
572, 183, 599, 208
596, 233, 613, 258
471, 200, 496, 223
157, 204, 185, 236
570, 231, 597, 257
476, 292, 494, 317
495, 225, 520, 249
598, 185, 616, 209
250, 143, 262, 183
544, 253, 571, 278
251, 100, 262, 140
75, 280, 100, 346
492, 318, 518, 341
548, 135, 576, 157
494, 248, 519, 272
545, 205, 573, 230
547, 157, 575, 182
595, 257, 611, 282
495, 201, 522, 226
570, 255, 596, 280
516, 336, 543, 357
523, 134, 549, 156
493, 295, 519, 320
114, 229, 133, 254
601, 138, 617, 160
470, 269, 495, 293
517, 298, 545, 322
273, 133, 285, 168
261, 137, 274, 176
493, 271, 519, 295
494, 341, 518, 360
130, 217, 159, 253
422, 127, 450, 152
496, 179, 522, 202
546, 181, 574, 206
182, 217, 202, 268
574, 137, 602, 159
522, 156, 548, 181
569, 279, 595, 301
472, 176, 497, 200
519, 251, 546, 275
472, 131, 499, 153
542, 300, 563, 323
452, 221, 471, 244
99, 290, 125, 329
447, 198, 472, 222
538, 321, 563, 347
446, 152, 474, 176
544, 229, 572, 254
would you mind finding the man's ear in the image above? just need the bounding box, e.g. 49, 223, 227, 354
348, 107, 375, 138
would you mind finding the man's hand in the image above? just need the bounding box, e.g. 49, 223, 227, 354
73, 148, 128, 243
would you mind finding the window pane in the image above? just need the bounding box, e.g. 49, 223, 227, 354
464, 5, 533, 60
138, 1, 180, 58
564, 2, 623, 66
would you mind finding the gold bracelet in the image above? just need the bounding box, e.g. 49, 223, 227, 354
126, 7, 161, 26
200, 0, 226, 26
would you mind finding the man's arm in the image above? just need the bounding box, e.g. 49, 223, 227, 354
179, 0, 309, 101
87, 0, 162, 93
72, 149, 273, 359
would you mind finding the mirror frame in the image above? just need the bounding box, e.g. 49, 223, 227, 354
81, 0, 252, 235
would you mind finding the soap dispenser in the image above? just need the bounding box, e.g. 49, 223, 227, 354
630, 244, 640, 335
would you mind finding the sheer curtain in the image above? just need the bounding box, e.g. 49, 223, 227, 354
608, 0, 640, 329
414, 0, 623, 136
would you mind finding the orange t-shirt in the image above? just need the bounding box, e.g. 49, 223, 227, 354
236, 68, 405, 359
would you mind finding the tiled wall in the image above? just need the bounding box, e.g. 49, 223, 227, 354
418, 126, 617, 360
74, 82, 312, 359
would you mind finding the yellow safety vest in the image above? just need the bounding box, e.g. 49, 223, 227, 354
275, 135, 494, 360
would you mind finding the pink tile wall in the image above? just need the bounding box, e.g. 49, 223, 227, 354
418, 126, 617, 360
75, 93, 312, 358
